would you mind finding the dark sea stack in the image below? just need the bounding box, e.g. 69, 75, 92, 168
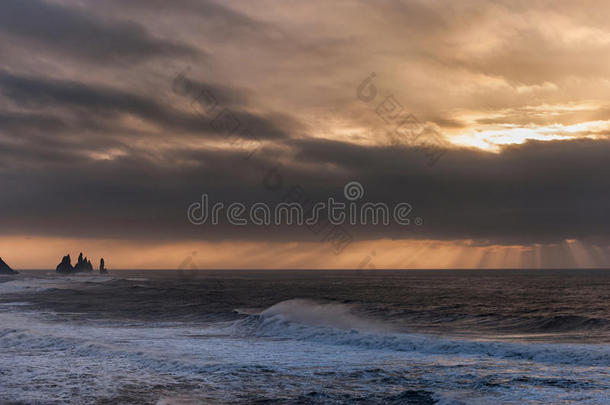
73, 253, 94, 273
0, 257, 18, 274
56, 254, 74, 273
57, 252, 104, 274
100, 258, 108, 274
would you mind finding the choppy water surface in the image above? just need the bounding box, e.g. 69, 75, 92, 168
0, 269, 609, 404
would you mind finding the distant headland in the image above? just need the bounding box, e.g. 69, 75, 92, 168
56, 253, 108, 274
0, 257, 18, 275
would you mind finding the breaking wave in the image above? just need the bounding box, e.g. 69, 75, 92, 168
234, 299, 610, 367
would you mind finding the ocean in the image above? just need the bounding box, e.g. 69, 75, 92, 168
0, 270, 608, 404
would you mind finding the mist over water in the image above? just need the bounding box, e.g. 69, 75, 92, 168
0, 270, 609, 404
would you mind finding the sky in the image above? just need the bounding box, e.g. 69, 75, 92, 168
1, 0, 609, 269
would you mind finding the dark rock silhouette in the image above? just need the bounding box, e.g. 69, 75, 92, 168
56, 253, 94, 274
0, 257, 18, 274
100, 258, 108, 274
56, 254, 74, 273
73, 253, 93, 272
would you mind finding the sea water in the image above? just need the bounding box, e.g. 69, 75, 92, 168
0, 270, 608, 404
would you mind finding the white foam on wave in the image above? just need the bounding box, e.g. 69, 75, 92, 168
251, 299, 610, 367
0, 277, 89, 293
1, 308, 608, 404
0, 274, 130, 294
260, 299, 390, 333
233, 307, 264, 315
0, 311, 230, 403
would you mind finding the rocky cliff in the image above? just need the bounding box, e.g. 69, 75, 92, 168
0, 257, 18, 274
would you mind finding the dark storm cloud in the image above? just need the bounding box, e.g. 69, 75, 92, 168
0, 111, 67, 134
0, 71, 296, 143
98, 0, 268, 35
289, 138, 610, 244
0, 108, 137, 170
0, 0, 198, 64
1, 136, 608, 246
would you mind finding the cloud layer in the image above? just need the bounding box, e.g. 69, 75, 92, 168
1, 0, 609, 267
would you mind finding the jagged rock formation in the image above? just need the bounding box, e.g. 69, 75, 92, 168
56, 253, 94, 274
100, 258, 108, 274
0, 257, 18, 274
73, 253, 93, 272
56, 254, 74, 273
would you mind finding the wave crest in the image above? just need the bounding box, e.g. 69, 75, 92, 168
234, 299, 610, 367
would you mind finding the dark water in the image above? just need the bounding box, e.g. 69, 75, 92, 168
0, 270, 609, 404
